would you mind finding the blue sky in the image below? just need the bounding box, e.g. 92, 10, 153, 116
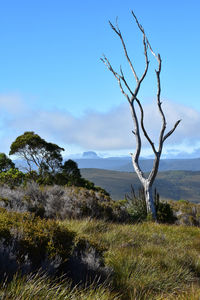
0, 0, 200, 158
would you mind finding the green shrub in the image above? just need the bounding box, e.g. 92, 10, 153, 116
126, 186, 175, 223
0, 209, 112, 288
154, 189, 176, 223
0, 169, 25, 188
178, 199, 189, 204
155, 201, 175, 223
0, 153, 15, 172
0, 208, 76, 267
125, 186, 147, 222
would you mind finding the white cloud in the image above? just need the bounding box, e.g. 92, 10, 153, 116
0, 94, 28, 115
0, 94, 200, 156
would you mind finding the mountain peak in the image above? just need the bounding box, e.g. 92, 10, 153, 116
82, 151, 99, 159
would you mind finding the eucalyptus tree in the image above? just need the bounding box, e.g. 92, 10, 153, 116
101, 12, 181, 220
9, 131, 64, 174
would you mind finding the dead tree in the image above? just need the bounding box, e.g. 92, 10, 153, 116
101, 12, 181, 220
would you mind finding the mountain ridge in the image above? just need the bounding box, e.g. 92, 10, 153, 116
74, 157, 200, 172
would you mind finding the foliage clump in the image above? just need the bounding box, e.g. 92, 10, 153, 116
0, 153, 15, 172
0, 168, 25, 188
125, 186, 176, 223
0, 208, 111, 285
0, 182, 126, 222
0, 208, 75, 280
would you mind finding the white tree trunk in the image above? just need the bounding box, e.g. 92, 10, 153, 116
144, 182, 156, 220
132, 157, 157, 220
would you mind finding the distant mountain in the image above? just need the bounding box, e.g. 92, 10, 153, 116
82, 151, 100, 159
74, 157, 200, 172
81, 168, 200, 203
74, 157, 130, 170
118, 158, 200, 172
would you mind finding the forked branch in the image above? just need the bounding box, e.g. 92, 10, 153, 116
163, 120, 181, 142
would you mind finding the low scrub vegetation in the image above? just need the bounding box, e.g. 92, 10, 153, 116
0, 212, 200, 299
170, 199, 200, 226
0, 208, 111, 286
0, 182, 128, 221
0, 180, 199, 299
0, 135, 200, 299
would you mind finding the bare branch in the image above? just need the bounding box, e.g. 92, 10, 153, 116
140, 37, 149, 83
101, 55, 131, 102
163, 120, 181, 142
129, 12, 150, 99
129, 102, 146, 183
135, 97, 157, 155
131, 11, 145, 34
133, 13, 168, 152
143, 48, 168, 154
109, 20, 139, 82
120, 66, 134, 97
154, 55, 167, 152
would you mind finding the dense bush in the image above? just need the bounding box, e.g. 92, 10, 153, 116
0, 183, 127, 222
0, 160, 110, 200
0, 168, 25, 188
0, 208, 75, 280
0, 208, 111, 284
0, 153, 15, 172
0, 181, 180, 224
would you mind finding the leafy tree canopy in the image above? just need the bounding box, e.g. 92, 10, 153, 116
0, 153, 15, 172
9, 132, 64, 174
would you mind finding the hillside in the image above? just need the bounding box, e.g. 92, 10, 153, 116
81, 169, 200, 202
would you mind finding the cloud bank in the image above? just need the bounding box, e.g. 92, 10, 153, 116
0, 94, 200, 156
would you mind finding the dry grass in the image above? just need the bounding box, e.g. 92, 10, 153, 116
62, 219, 200, 299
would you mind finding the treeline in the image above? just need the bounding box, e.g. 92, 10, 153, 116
0, 131, 108, 194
